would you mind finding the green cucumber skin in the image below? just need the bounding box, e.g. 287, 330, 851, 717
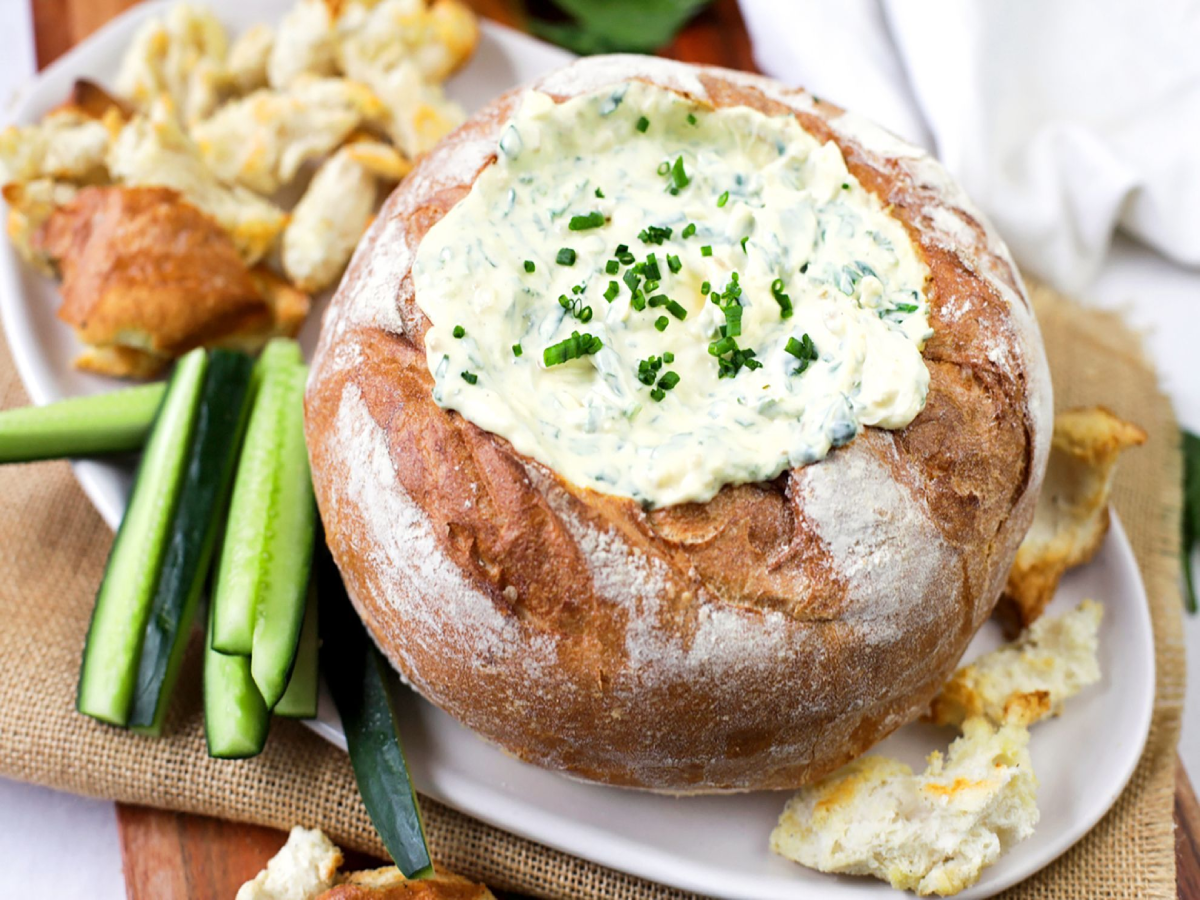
318, 544, 433, 879
250, 364, 316, 708
273, 582, 319, 719
76, 349, 208, 726
211, 347, 307, 656
0, 382, 165, 464
127, 351, 255, 734
203, 600, 269, 759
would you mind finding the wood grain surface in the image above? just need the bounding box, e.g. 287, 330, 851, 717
26, 0, 1193, 897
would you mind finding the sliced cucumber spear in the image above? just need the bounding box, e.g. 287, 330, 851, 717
76, 349, 208, 726
318, 542, 434, 879
273, 581, 319, 719
0, 381, 165, 464
128, 350, 255, 734
204, 598, 269, 759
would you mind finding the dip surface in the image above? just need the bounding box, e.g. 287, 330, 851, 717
413, 81, 932, 507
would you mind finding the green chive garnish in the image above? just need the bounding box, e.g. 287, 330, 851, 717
894, 302, 919, 313
701, 245, 713, 257
670, 156, 689, 190
663, 351, 675, 363
544, 331, 603, 366
512, 343, 523, 357
461, 371, 478, 384
636, 116, 650, 133
667, 254, 682, 274
643, 254, 662, 281
579, 306, 593, 322
654, 316, 669, 332
771, 278, 794, 319
785, 333, 819, 374
638, 225, 672, 245
595, 187, 605, 198
623, 269, 641, 294
658, 370, 680, 390
665, 299, 687, 320
605, 259, 619, 275
524, 260, 535, 273
556, 248, 576, 266
700, 280, 711, 294
631, 291, 646, 311
687, 113, 698, 125
717, 191, 729, 208
657, 161, 670, 176
682, 222, 696, 238
650, 388, 666, 402
604, 280, 620, 302
452, 325, 465, 339
569, 211, 605, 231
740, 236, 749, 253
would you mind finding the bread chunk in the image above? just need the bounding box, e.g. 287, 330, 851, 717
1000, 408, 1143, 629
237, 826, 343, 900
929, 600, 1103, 729
770, 718, 1038, 896
317, 867, 495, 899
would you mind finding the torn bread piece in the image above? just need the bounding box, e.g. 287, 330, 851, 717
227, 23, 276, 95
108, 104, 287, 265
282, 141, 410, 292
0, 110, 114, 186
317, 867, 496, 899
928, 599, 1103, 730
338, 58, 462, 158
336, 0, 479, 85
191, 76, 386, 194
3, 180, 80, 272
269, 0, 340, 89
33, 185, 307, 378
771, 718, 1038, 897
53, 78, 135, 125
1001, 407, 1145, 629
236, 826, 343, 900
115, 2, 229, 126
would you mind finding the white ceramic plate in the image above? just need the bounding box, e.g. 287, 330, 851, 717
0, 5, 1156, 898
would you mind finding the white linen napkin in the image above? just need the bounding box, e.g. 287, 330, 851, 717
739, 0, 1200, 292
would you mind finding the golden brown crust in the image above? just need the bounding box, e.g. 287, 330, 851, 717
33, 185, 308, 377
318, 868, 494, 900
306, 57, 1052, 791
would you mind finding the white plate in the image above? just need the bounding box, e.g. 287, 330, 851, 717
0, 5, 1156, 898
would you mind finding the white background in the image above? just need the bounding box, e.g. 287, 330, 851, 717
0, 3, 1195, 898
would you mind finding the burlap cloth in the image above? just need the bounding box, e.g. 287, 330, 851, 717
0, 282, 1185, 899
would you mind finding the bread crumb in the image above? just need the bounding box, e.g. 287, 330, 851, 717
236, 826, 342, 900
771, 717, 1038, 896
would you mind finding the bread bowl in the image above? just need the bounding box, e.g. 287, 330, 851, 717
305, 55, 1052, 792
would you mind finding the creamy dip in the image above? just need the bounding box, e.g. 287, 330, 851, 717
412, 81, 931, 508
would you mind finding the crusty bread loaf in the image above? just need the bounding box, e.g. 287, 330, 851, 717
305, 55, 1053, 792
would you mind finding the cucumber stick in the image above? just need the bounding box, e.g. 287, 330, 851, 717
204, 600, 269, 758
273, 582, 319, 719
128, 351, 255, 734
0, 382, 165, 463
318, 544, 433, 879
76, 349, 208, 726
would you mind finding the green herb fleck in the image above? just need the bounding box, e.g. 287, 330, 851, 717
638, 225, 673, 245
556, 247, 576, 266
657, 161, 670, 176
686, 113, 697, 125
569, 211, 605, 231
595, 187, 605, 198
663, 351, 675, 363
636, 116, 650, 133
740, 236, 749, 253
452, 325, 465, 339
658, 370, 680, 390
512, 343, 523, 357
524, 260, 535, 273
670, 156, 690, 191
605, 259, 619, 275
717, 191, 729, 208
771, 278, 794, 319
682, 222, 696, 238
544, 331, 602, 366
667, 254, 682, 274
785, 333, 819, 374
604, 280, 620, 302
654, 315, 669, 332
701, 245, 713, 257
461, 371, 478, 384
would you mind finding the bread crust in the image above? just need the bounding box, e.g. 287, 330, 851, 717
305, 56, 1052, 792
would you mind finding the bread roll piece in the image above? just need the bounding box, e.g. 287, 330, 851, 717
770, 717, 1039, 896
305, 56, 1053, 792
929, 599, 1103, 729
236, 826, 342, 900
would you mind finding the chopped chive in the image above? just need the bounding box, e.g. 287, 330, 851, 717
663, 351, 675, 363
740, 236, 749, 253
512, 343, 523, 357
799, 262, 809, 274
623, 269, 641, 294
670, 156, 690, 190
657, 161, 670, 176
544, 331, 602, 366
701, 245, 713, 257
682, 222, 696, 238
595, 187, 605, 198
643, 254, 662, 281
708, 335, 737, 357
558, 294, 571, 309
700, 280, 711, 294
894, 302, 919, 313
686, 113, 698, 125
771, 278, 794, 319
605, 259, 619, 274
631, 291, 646, 311
461, 371, 478, 384
569, 211, 605, 231
616, 243, 629, 253
654, 316, 669, 332
452, 325, 465, 339
667, 254, 682, 274
580, 306, 594, 322
638, 225, 673, 245
785, 333, 819, 374
658, 371, 680, 390
841, 182, 850, 190
556, 248, 576, 266
636, 116, 650, 133
604, 281, 620, 302
723, 303, 742, 337
717, 191, 729, 208
523, 260, 535, 273
664, 299, 687, 320
650, 387, 666, 402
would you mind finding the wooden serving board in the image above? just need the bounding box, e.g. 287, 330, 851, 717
27, 0, 1196, 897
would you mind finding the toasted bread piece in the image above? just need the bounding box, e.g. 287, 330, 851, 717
108, 104, 287, 265
771, 717, 1038, 896
269, 0, 339, 89
237, 827, 343, 900
54, 79, 135, 124
3, 179, 80, 272
318, 868, 495, 900
1000, 407, 1145, 630
33, 185, 306, 377
336, 0, 479, 86
0, 110, 113, 186
191, 76, 385, 194
928, 599, 1103, 729
227, 24, 276, 95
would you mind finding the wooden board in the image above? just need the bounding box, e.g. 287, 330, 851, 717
26, 0, 1193, 897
